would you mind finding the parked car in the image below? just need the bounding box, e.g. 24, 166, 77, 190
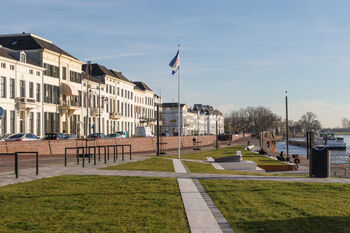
161, 132, 170, 136
65, 133, 77, 139
6, 133, 39, 141
88, 133, 106, 139
44, 133, 66, 140
0, 134, 12, 141
135, 126, 153, 137
115, 131, 126, 138
107, 133, 123, 138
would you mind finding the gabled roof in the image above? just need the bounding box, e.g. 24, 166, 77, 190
109, 69, 131, 83
82, 63, 132, 84
133, 81, 152, 92
0, 33, 77, 60
0, 46, 40, 67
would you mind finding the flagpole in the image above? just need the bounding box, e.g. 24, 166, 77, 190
177, 44, 181, 159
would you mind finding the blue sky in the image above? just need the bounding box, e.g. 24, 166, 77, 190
1, 0, 350, 127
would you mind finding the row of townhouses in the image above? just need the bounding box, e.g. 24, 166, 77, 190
0, 33, 224, 138
162, 103, 224, 136
0, 33, 161, 137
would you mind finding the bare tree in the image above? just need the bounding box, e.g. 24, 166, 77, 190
341, 118, 350, 128
298, 112, 321, 133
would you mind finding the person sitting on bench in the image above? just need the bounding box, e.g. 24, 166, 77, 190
277, 151, 286, 161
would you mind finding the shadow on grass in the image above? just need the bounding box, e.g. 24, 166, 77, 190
235, 216, 350, 233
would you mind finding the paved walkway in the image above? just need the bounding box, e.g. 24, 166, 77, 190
173, 159, 223, 233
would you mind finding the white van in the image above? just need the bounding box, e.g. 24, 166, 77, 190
135, 126, 153, 137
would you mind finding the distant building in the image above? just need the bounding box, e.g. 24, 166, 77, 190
162, 103, 224, 136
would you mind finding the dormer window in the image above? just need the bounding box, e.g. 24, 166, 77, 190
20, 51, 26, 63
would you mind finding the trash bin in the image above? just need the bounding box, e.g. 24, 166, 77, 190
310, 146, 330, 178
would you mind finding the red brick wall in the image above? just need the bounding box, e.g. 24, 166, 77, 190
0, 134, 249, 155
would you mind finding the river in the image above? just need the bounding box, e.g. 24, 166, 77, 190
276, 135, 350, 164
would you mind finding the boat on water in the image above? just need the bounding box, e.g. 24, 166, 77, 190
315, 132, 347, 150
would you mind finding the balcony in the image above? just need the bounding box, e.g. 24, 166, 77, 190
91, 107, 104, 116
15, 97, 37, 110
110, 111, 122, 120
60, 100, 81, 110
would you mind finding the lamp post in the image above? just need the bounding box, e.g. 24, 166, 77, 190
285, 91, 289, 156
215, 113, 219, 149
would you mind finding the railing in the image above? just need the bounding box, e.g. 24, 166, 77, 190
60, 100, 81, 108
0, 151, 39, 178
64, 144, 132, 167
15, 97, 36, 104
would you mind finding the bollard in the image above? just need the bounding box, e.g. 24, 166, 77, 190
15, 153, 18, 178
104, 146, 106, 164
82, 147, 85, 167
76, 147, 79, 165
88, 147, 91, 164
129, 145, 132, 160
94, 147, 96, 165
116, 146, 118, 160
98, 147, 101, 162
122, 146, 124, 161
36, 152, 39, 175
64, 148, 67, 167
113, 145, 116, 162
108, 146, 110, 161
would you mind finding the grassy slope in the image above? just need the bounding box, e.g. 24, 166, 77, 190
165, 146, 286, 166
200, 179, 350, 233
184, 161, 305, 177
0, 176, 189, 233
103, 157, 174, 172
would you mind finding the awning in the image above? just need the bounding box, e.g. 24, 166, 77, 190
61, 83, 79, 96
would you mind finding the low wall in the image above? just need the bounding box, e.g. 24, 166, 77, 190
0, 135, 250, 156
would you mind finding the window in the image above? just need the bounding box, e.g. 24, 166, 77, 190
106, 84, 109, 93
10, 78, 15, 99
29, 112, 34, 133
43, 84, 59, 104
44, 112, 59, 134
62, 67, 66, 80
109, 85, 112, 94
29, 69, 33, 75
1, 63, 6, 68
20, 52, 26, 63
1, 77, 6, 98
10, 65, 14, 70
36, 71, 40, 76
36, 84, 40, 102
121, 89, 123, 97
36, 112, 41, 136
69, 71, 81, 83
43, 63, 59, 78
10, 110, 15, 133
117, 87, 120, 95
125, 90, 127, 98
113, 86, 115, 95
29, 82, 34, 98
20, 80, 25, 97
1, 110, 6, 134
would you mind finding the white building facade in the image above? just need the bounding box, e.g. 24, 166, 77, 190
162, 103, 224, 136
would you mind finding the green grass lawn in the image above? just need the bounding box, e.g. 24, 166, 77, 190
0, 175, 189, 233
200, 179, 350, 233
184, 161, 306, 177
103, 157, 174, 172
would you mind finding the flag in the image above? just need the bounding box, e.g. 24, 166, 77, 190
169, 50, 180, 75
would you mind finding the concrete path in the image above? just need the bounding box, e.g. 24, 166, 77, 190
207, 157, 225, 170
174, 158, 223, 233
178, 178, 222, 233
2, 163, 350, 187
173, 159, 187, 173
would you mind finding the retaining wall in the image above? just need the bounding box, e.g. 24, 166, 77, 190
0, 134, 250, 156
